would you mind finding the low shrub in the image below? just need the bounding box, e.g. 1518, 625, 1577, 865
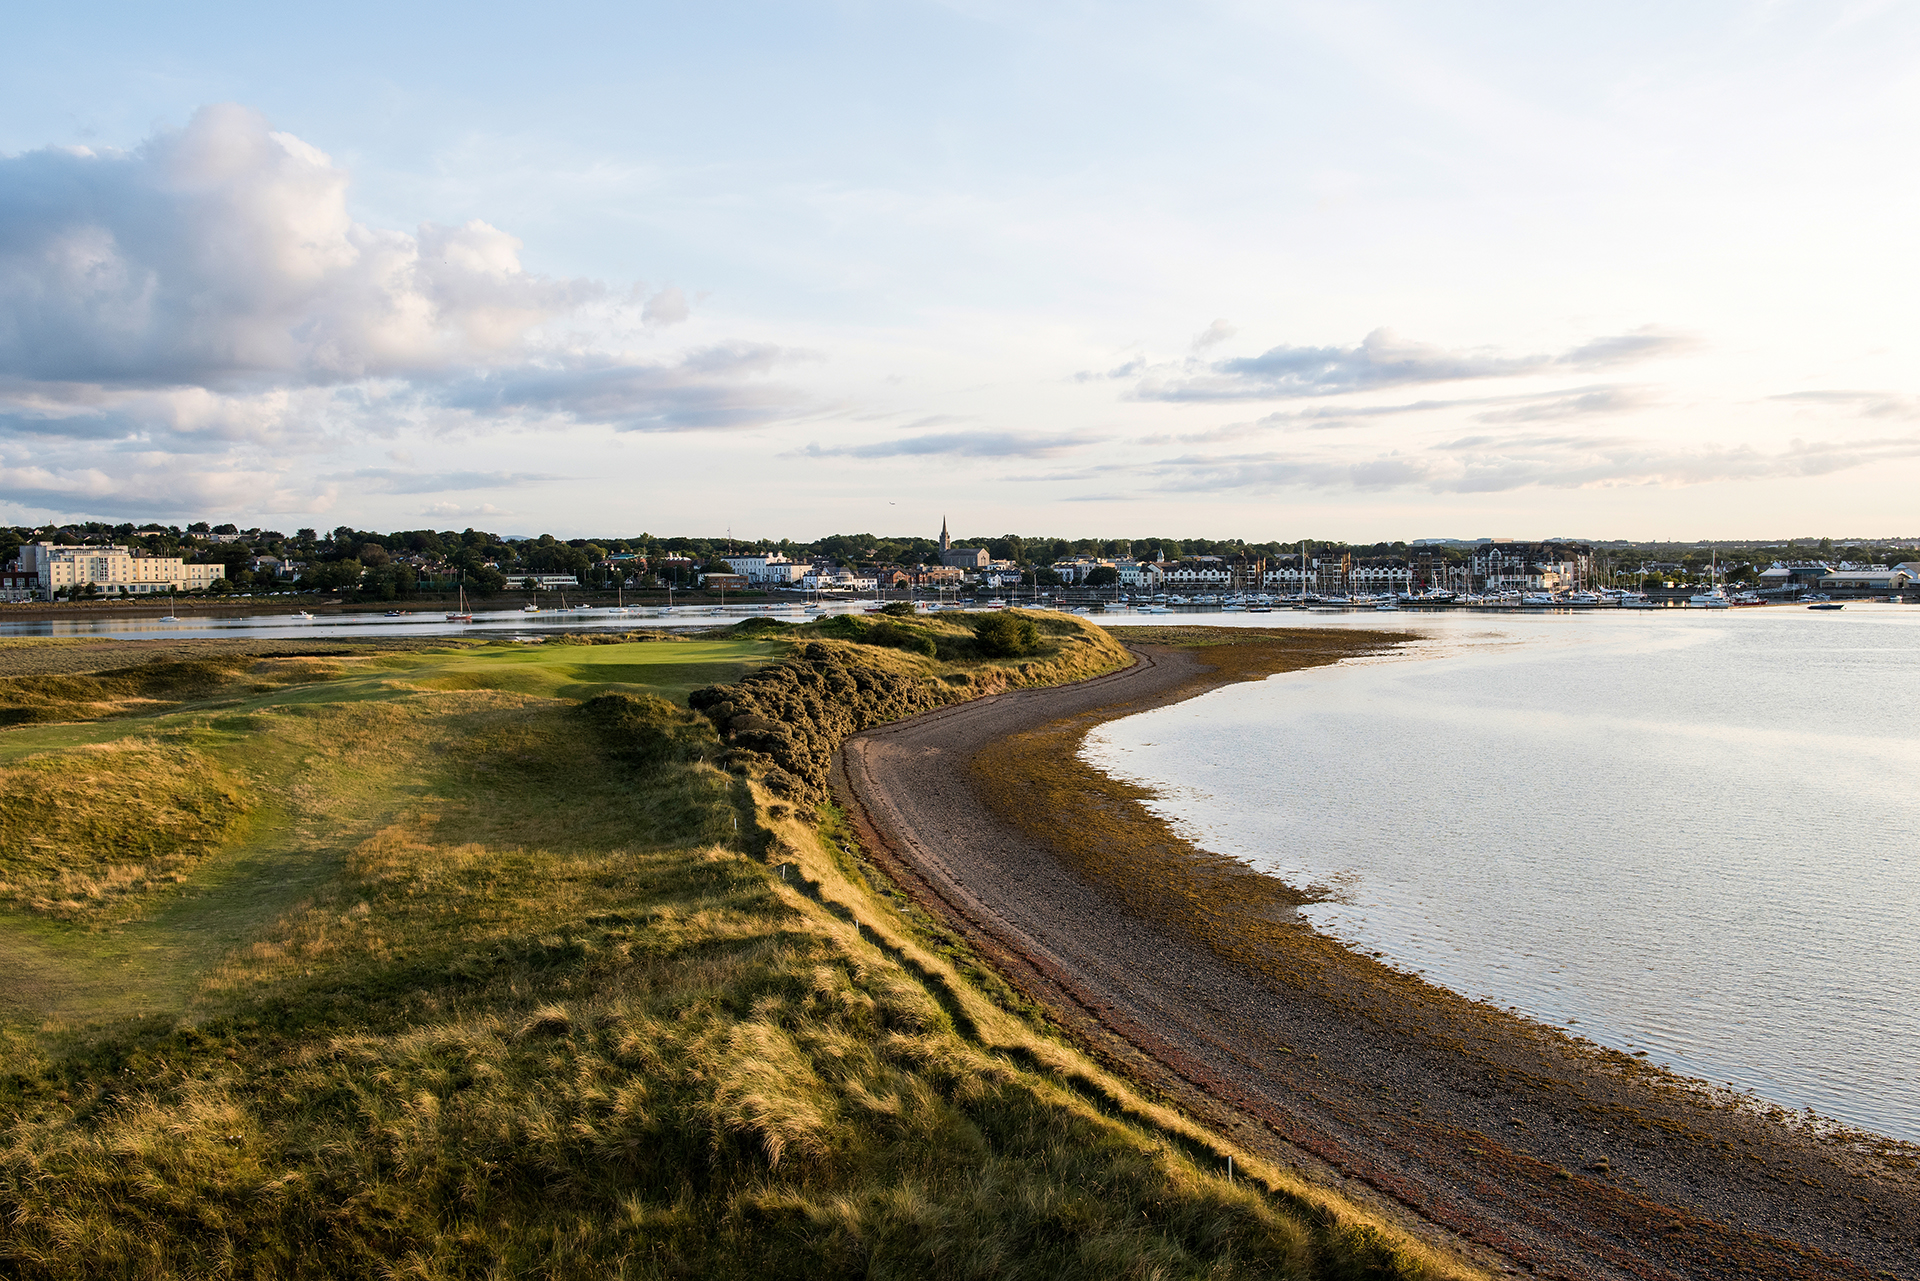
972, 612, 1040, 657
865, 620, 937, 656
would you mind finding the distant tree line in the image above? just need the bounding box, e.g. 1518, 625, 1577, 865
2, 522, 1913, 601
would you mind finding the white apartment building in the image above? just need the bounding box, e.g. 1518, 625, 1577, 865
800, 570, 878, 592
1160, 560, 1231, 589
12, 542, 226, 599
723, 554, 810, 586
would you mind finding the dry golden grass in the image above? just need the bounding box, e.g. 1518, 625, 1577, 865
0, 739, 252, 923
0, 634, 1483, 1281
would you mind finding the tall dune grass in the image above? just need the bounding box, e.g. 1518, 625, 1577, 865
0, 635, 1481, 1280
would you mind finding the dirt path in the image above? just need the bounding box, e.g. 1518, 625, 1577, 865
836, 642, 1920, 1281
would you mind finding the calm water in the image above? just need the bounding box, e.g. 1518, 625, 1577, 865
0, 601, 851, 641
1083, 606, 1920, 1140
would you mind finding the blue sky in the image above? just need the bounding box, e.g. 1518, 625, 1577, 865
3, 1, 1918, 540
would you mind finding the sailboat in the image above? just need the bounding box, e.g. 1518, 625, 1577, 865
159, 591, 180, 623
445, 585, 474, 623
1688, 550, 1730, 608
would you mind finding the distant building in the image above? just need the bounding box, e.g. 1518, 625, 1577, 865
1162, 558, 1231, 589
1758, 561, 1833, 589
723, 554, 809, 586
509, 573, 581, 589
801, 570, 877, 592
700, 573, 749, 590
1470, 542, 1593, 592
936, 517, 990, 569
11, 541, 225, 599
1819, 568, 1912, 591
0, 569, 39, 602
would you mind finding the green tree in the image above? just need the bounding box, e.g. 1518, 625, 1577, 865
467, 566, 507, 595
303, 560, 363, 592
1084, 566, 1120, 587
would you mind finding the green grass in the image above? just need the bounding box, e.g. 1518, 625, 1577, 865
0, 632, 1481, 1280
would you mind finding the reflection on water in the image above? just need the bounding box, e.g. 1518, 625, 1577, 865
1082, 606, 1920, 1141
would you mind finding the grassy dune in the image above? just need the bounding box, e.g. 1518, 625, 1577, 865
0, 623, 1479, 1279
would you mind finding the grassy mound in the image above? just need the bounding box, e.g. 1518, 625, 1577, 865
0, 633, 1478, 1280
0, 739, 252, 923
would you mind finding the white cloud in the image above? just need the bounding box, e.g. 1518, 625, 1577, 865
0, 454, 333, 518
642, 285, 690, 326
0, 105, 811, 525
0, 104, 599, 389
1132, 429, 1920, 496
1129, 327, 1699, 402
792, 429, 1098, 460
1191, 319, 1236, 351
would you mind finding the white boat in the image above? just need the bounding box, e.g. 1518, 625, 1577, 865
295, 609, 315, 621
445, 586, 474, 623
159, 592, 181, 622
1618, 593, 1658, 608
1689, 552, 1730, 607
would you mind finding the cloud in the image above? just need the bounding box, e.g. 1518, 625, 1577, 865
1073, 356, 1146, 383
0, 106, 813, 523
793, 429, 1098, 460
1129, 326, 1698, 402
1130, 385, 1656, 445
423, 501, 514, 518
442, 344, 807, 431
0, 104, 600, 389
1470, 386, 1657, 424
1191, 319, 1236, 351
1772, 390, 1920, 419
321, 468, 567, 494
1132, 429, 1920, 496
0, 455, 331, 519
641, 286, 690, 326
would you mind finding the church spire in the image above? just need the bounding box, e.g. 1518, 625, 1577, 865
940, 515, 950, 552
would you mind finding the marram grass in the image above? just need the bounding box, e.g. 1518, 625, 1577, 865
0, 629, 1481, 1280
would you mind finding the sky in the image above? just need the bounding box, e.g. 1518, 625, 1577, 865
2, 0, 1918, 543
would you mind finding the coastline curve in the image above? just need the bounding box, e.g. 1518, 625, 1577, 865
835, 634, 1920, 1281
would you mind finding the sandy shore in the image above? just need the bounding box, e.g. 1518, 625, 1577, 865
836, 638, 1920, 1281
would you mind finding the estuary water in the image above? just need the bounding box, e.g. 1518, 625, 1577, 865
1084, 606, 1920, 1140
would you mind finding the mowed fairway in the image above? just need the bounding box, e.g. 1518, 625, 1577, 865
0, 636, 784, 1028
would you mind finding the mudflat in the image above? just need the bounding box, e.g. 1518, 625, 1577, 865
836, 636, 1920, 1281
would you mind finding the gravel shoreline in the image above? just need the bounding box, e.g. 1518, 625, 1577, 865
836, 639, 1920, 1281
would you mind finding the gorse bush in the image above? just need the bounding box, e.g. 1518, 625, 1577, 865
972, 612, 1040, 657
691, 642, 957, 803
